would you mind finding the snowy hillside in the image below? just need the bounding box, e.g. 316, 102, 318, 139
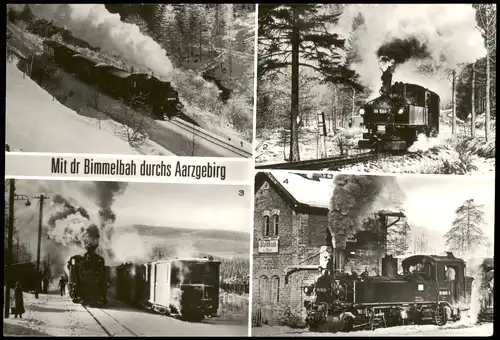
5, 60, 171, 155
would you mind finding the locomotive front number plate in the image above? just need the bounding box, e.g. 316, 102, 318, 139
377, 125, 386, 132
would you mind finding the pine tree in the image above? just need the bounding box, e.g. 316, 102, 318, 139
124, 13, 152, 38
444, 198, 486, 258
258, 4, 361, 161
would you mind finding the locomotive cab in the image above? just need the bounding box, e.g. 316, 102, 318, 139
402, 253, 466, 307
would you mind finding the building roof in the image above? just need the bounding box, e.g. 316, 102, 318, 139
255, 172, 333, 214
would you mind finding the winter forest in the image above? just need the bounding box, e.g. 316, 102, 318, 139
256, 4, 496, 167
8, 4, 256, 141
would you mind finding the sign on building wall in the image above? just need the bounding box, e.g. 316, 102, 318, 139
258, 238, 279, 253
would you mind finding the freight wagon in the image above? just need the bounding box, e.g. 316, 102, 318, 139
111, 256, 221, 322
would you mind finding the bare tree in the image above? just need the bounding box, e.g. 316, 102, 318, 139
474, 4, 496, 142
86, 88, 102, 129
119, 96, 153, 148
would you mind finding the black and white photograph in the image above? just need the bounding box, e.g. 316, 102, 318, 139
3, 179, 251, 336
251, 171, 494, 336
6, 4, 255, 158
255, 4, 496, 173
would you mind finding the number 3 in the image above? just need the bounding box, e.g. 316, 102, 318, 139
239, 190, 244, 196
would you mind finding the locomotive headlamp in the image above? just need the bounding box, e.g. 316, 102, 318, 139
359, 108, 365, 116
398, 108, 404, 114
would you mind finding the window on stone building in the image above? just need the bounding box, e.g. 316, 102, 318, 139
263, 216, 270, 236
259, 275, 269, 303
273, 215, 279, 236
271, 275, 280, 303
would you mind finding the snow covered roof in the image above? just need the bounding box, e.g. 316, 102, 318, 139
255, 172, 334, 212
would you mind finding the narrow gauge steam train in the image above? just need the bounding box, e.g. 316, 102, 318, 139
41, 40, 187, 122
478, 258, 494, 322
357, 76, 440, 152
67, 246, 109, 307
109, 256, 221, 322
304, 253, 469, 332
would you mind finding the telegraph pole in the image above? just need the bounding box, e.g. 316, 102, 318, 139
4, 178, 15, 318
35, 194, 45, 299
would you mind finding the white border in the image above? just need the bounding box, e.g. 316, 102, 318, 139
248, 4, 259, 336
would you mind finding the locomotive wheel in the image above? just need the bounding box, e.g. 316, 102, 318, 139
342, 315, 355, 332
434, 304, 448, 326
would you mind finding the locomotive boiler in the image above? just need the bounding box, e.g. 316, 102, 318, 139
67, 245, 109, 307
110, 256, 221, 322
304, 252, 468, 332
357, 69, 440, 152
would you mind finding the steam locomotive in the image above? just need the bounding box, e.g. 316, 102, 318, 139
67, 246, 109, 307
357, 73, 440, 152
41, 40, 189, 123
109, 256, 221, 322
478, 258, 494, 322
303, 252, 469, 332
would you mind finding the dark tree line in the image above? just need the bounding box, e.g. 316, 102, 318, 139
455, 4, 496, 140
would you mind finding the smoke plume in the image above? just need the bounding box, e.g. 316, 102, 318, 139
26, 4, 173, 80
42, 181, 128, 266
337, 4, 486, 102
328, 175, 403, 249
377, 36, 432, 65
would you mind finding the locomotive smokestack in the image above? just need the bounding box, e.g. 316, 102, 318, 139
380, 64, 394, 95
382, 255, 398, 278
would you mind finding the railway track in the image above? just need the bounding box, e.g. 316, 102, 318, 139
84, 305, 139, 337
255, 152, 381, 171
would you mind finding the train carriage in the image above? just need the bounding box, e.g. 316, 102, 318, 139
70, 54, 99, 84
110, 256, 220, 322
94, 64, 131, 99
42, 40, 75, 66
4, 262, 40, 294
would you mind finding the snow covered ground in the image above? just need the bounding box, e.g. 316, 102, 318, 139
3, 290, 248, 336
5, 60, 173, 155
3, 291, 107, 336
252, 321, 493, 337
256, 117, 495, 175
255, 126, 363, 164
339, 123, 495, 175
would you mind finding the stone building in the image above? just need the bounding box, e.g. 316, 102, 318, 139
252, 172, 403, 325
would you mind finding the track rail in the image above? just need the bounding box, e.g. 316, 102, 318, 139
84, 305, 139, 337
255, 152, 380, 171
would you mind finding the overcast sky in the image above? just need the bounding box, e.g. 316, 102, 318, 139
396, 175, 495, 239
12, 179, 252, 233
272, 173, 494, 241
